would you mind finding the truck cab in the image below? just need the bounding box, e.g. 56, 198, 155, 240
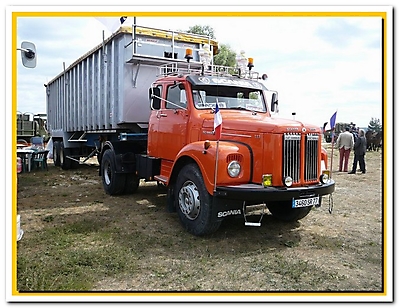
145, 62, 335, 235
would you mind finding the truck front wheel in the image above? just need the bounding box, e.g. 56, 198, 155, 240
101, 149, 126, 195
175, 164, 221, 236
266, 201, 312, 222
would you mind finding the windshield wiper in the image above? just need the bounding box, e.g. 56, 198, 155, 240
229, 106, 248, 111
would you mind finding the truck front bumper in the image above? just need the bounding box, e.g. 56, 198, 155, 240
214, 180, 335, 202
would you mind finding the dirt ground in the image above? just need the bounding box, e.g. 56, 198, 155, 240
15, 144, 386, 296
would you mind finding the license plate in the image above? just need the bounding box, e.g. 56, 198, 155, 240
292, 196, 319, 208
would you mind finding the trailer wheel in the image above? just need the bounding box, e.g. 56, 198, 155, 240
175, 164, 221, 236
53, 141, 61, 166
123, 174, 140, 194
266, 201, 312, 222
101, 149, 126, 195
60, 142, 72, 170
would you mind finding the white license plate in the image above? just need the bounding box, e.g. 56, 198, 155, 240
292, 196, 319, 208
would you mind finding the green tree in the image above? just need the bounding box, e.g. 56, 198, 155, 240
368, 117, 382, 132
186, 25, 236, 66
213, 44, 236, 67
187, 25, 215, 39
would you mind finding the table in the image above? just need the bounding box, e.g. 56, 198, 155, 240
17, 149, 35, 172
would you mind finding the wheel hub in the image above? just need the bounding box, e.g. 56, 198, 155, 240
178, 181, 200, 220
103, 161, 112, 185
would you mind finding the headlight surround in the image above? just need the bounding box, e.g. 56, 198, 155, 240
227, 161, 241, 178
320, 171, 330, 184
283, 176, 293, 187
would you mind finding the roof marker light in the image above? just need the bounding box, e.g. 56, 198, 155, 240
185, 48, 193, 62
247, 58, 254, 71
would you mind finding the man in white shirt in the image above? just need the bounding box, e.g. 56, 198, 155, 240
336, 127, 354, 172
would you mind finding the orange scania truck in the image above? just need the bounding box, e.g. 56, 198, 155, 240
46, 23, 335, 235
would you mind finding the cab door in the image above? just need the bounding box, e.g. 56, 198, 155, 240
150, 82, 190, 160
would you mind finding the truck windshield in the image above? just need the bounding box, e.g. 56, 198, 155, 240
192, 86, 266, 113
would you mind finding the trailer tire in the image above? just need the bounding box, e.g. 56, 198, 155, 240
60, 142, 72, 170
53, 141, 61, 166
175, 164, 221, 236
266, 201, 312, 222
101, 149, 126, 195
123, 174, 140, 194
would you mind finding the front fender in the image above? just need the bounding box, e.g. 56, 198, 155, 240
173, 141, 252, 195
321, 146, 328, 170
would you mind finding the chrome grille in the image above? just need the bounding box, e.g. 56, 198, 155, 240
283, 133, 301, 183
283, 133, 320, 183
305, 134, 319, 181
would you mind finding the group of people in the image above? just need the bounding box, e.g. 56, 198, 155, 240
335, 126, 367, 174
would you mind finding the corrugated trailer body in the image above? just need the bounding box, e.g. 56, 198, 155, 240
46, 26, 217, 134
47, 29, 152, 133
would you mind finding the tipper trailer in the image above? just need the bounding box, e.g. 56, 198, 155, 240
46, 23, 335, 235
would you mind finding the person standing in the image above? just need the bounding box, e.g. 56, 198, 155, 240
348, 129, 367, 174
336, 127, 354, 172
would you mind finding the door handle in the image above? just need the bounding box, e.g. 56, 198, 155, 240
157, 113, 167, 118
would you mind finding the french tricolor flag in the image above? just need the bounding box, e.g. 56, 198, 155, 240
214, 103, 222, 140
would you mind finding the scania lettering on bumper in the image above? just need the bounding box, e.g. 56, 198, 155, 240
217, 209, 242, 218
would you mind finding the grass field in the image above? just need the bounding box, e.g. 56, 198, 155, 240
14, 147, 387, 301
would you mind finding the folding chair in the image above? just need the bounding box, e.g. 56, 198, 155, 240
32, 150, 49, 170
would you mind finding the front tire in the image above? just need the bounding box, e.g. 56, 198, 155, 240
266, 201, 312, 222
175, 164, 221, 236
101, 149, 126, 195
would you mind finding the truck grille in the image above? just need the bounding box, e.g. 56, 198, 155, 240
305, 134, 320, 181
283, 133, 319, 184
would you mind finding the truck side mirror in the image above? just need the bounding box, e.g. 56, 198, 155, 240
270, 92, 279, 112
19, 41, 37, 68
149, 87, 161, 110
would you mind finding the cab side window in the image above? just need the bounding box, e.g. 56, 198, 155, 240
166, 85, 187, 109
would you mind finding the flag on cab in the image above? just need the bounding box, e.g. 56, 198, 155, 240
323, 111, 337, 132
214, 103, 222, 140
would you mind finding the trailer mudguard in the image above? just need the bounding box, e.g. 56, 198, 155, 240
171, 140, 252, 196
100, 140, 138, 174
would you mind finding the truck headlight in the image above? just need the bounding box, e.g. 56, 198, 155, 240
283, 176, 293, 187
320, 171, 330, 184
227, 161, 241, 177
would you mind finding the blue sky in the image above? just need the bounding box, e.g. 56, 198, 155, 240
13, 8, 387, 128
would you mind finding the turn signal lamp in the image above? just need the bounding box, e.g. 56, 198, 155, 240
185, 48, 193, 62
203, 140, 211, 153
262, 174, 272, 187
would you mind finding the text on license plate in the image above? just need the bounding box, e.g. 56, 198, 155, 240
292, 196, 319, 208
